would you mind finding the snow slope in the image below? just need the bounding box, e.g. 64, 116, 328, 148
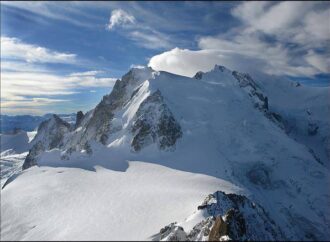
1, 65, 329, 240
252, 73, 330, 167
1, 162, 241, 241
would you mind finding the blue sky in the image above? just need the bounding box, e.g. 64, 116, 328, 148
1, 1, 329, 115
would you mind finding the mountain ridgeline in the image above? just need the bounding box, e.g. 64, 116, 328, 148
20, 65, 330, 240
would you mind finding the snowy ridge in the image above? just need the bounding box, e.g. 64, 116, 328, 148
157, 191, 284, 241
1, 65, 329, 240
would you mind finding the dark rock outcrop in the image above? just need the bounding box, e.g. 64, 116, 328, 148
131, 90, 182, 151
75, 111, 84, 129
158, 191, 284, 241
208, 216, 228, 241
22, 141, 44, 170
194, 71, 204, 80
22, 115, 71, 169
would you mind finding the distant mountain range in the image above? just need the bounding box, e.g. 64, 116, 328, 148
0, 113, 76, 133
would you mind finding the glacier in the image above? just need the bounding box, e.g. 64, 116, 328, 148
1, 65, 329, 240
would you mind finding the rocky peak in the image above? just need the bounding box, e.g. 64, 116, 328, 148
131, 90, 182, 152
193, 71, 204, 80
75, 111, 84, 129
213, 64, 230, 73
158, 191, 284, 241
23, 115, 71, 169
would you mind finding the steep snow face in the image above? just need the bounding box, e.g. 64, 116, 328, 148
251, 73, 330, 167
4, 65, 330, 240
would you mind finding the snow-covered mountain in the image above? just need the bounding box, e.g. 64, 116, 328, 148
1, 65, 329, 241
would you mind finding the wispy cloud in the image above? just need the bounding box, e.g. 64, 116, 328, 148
1, 36, 77, 64
106, 9, 135, 30
1, 36, 117, 114
1, 1, 101, 28
106, 8, 172, 50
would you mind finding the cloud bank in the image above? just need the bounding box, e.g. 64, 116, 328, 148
149, 2, 330, 77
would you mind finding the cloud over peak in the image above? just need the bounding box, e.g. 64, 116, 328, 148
149, 2, 330, 77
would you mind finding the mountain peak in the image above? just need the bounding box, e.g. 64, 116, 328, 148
213, 64, 231, 72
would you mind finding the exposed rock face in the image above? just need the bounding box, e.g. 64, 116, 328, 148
22, 141, 44, 170
75, 111, 84, 129
158, 191, 284, 241
31, 114, 71, 149
131, 90, 182, 151
22, 115, 71, 169
159, 223, 187, 241
194, 71, 204, 80
64, 68, 155, 152
208, 216, 228, 241
232, 71, 268, 111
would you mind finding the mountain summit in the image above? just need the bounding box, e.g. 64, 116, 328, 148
3, 65, 329, 241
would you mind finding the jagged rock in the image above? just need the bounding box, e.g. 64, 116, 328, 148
214, 65, 228, 72
208, 216, 228, 241
22, 141, 44, 170
159, 191, 284, 241
22, 115, 71, 169
231, 70, 271, 113
34, 114, 71, 149
225, 209, 246, 240
131, 90, 182, 151
75, 111, 84, 129
187, 217, 214, 241
84, 142, 93, 155
194, 71, 204, 80
232, 71, 258, 90
159, 223, 187, 241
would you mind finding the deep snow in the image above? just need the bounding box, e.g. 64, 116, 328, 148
1, 66, 329, 240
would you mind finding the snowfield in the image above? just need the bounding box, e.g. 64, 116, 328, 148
1, 162, 241, 241
1, 65, 329, 241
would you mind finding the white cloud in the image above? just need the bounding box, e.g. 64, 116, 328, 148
305, 51, 330, 73
128, 30, 171, 49
130, 64, 146, 69
1, 1, 100, 28
1, 37, 77, 64
69, 70, 104, 77
149, 48, 226, 77
1, 97, 72, 115
149, 2, 330, 77
105, 9, 172, 50
1, 70, 117, 100
106, 9, 135, 30
1, 36, 117, 98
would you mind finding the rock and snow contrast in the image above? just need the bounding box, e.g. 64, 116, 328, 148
1, 65, 329, 241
